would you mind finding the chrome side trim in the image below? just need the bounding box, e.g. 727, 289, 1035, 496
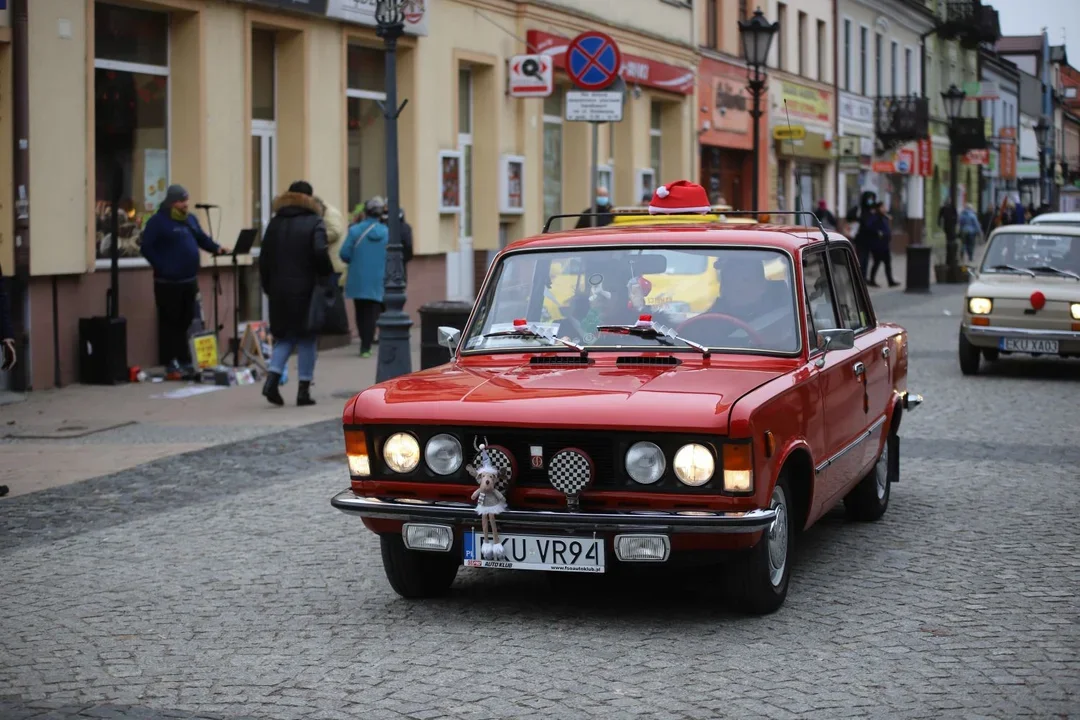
330, 491, 777, 534
815, 415, 886, 474
964, 325, 1080, 342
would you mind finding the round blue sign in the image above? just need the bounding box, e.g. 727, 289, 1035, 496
566, 31, 623, 91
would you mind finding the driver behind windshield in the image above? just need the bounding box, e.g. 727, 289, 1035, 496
695, 252, 799, 350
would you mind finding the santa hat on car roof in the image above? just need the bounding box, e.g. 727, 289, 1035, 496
648, 180, 711, 215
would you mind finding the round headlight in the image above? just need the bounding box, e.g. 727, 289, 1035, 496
425, 434, 463, 475
673, 444, 715, 486
968, 297, 992, 315
625, 442, 666, 484
384, 432, 420, 473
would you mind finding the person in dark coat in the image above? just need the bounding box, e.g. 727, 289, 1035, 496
868, 202, 899, 287
0, 260, 14, 372
849, 191, 878, 280
380, 207, 414, 279
574, 187, 614, 228
258, 180, 333, 407
140, 184, 228, 368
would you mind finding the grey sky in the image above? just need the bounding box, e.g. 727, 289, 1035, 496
992, 0, 1080, 60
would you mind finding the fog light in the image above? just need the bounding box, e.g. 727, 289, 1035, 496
347, 453, 371, 476
722, 444, 754, 493
614, 534, 670, 562
345, 429, 370, 477
402, 524, 454, 552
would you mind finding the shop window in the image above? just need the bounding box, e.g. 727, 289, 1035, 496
543, 87, 564, 221
650, 103, 662, 182
347, 44, 388, 218
94, 3, 170, 263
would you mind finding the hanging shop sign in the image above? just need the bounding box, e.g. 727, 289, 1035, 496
772, 125, 806, 141
962, 149, 990, 165
918, 138, 933, 176
527, 29, 695, 95
777, 80, 833, 125
325, 0, 429, 35
508, 55, 553, 98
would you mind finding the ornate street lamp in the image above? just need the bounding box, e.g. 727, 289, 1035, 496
1034, 116, 1050, 147
941, 84, 966, 282
1035, 116, 1051, 205
738, 8, 779, 212
374, 0, 412, 382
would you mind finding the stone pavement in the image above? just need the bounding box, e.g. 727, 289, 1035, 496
2, 282, 1078, 719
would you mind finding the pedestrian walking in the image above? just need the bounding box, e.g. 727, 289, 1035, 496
0, 260, 15, 373
849, 191, 878, 280
574, 187, 614, 228
815, 200, 837, 230
340, 196, 390, 358
958, 203, 980, 263
868, 202, 900, 287
258, 180, 334, 407
139, 184, 229, 369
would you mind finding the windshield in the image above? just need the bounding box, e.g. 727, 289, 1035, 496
980, 232, 1080, 274
1032, 216, 1080, 226
464, 247, 800, 354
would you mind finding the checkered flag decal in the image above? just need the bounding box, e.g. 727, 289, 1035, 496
484, 445, 515, 493
548, 449, 593, 496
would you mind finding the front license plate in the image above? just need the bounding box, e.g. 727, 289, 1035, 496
999, 337, 1059, 353
463, 531, 605, 573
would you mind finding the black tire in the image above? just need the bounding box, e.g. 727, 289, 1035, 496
982, 347, 999, 362
380, 534, 460, 599
958, 332, 981, 375
844, 428, 895, 522
730, 475, 792, 615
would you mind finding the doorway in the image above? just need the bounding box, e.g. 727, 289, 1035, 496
447, 68, 474, 301
242, 28, 277, 324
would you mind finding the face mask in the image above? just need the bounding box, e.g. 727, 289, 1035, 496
596, 197, 610, 207
170, 207, 187, 222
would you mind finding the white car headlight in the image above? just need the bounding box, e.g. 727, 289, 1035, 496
673, 444, 714, 486
1071, 303, 1080, 320
384, 432, 420, 473
625, 442, 666, 485
968, 297, 992, 315
425, 434, 462, 475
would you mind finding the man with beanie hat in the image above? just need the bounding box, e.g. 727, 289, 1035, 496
140, 183, 229, 368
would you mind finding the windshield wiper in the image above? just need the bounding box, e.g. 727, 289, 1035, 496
596, 320, 711, 358
1028, 265, 1080, 281
988, 264, 1036, 277
483, 324, 587, 354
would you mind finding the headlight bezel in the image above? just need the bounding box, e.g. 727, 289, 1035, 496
424, 433, 463, 476
383, 431, 421, 474
625, 441, 666, 485
673, 443, 716, 487
968, 297, 993, 315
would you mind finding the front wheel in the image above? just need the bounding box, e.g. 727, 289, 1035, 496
958, 331, 981, 375
380, 534, 460, 598
730, 476, 792, 615
844, 428, 894, 522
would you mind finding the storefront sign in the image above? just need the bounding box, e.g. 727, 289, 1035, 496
566, 91, 624, 122
778, 80, 832, 125
326, 0, 429, 36
871, 160, 896, 173
773, 125, 806, 141
871, 148, 915, 175
839, 93, 874, 125
244, 0, 329, 16
1016, 159, 1040, 178
1001, 140, 1017, 179
710, 76, 750, 134
963, 80, 999, 100
527, 30, 694, 95
962, 149, 990, 165
775, 131, 832, 160
918, 138, 932, 176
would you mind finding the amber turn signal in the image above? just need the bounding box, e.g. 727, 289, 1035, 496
971, 316, 990, 326
345, 429, 371, 477
722, 444, 753, 493
763, 431, 776, 459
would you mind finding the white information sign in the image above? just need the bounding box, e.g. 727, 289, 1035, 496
508, 55, 553, 98
565, 91, 624, 122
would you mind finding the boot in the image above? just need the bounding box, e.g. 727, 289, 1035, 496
262, 371, 284, 406
297, 380, 316, 407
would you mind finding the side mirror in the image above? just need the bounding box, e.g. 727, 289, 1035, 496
817, 328, 855, 352
438, 326, 462, 353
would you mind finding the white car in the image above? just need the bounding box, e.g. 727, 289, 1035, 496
1031, 212, 1080, 226
959, 224, 1080, 374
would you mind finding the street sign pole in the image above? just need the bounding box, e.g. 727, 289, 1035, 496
590, 122, 599, 227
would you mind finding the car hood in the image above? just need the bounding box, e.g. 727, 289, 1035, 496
348, 359, 791, 433
968, 273, 1080, 302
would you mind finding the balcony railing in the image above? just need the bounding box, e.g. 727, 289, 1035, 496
941, 0, 1001, 47
875, 96, 930, 149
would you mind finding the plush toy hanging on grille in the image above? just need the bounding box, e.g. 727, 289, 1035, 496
468, 442, 510, 560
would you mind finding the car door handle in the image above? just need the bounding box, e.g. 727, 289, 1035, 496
881, 346, 889, 359
852, 362, 866, 378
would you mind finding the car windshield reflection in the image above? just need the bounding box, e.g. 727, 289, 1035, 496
464, 247, 801, 355
981, 232, 1080, 275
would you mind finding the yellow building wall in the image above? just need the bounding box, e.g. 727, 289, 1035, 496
306, 21, 344, 208
203, 3, 247, 240
0, 43, 12, 276
28, 0, 87, 276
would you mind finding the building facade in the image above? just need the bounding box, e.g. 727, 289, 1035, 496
836, 0, 934, 247
4, 0, 699, 391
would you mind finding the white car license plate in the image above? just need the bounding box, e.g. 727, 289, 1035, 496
998, 337, 1059, 353
463, 531, 605, 573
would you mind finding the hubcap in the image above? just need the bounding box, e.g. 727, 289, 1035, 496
767, 486, 788, 586
875, 439, 889, 500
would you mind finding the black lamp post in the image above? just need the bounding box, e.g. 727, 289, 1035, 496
941, 84, 966, 281
374, 0, 412, 383
1034, 116, 1050, 207
738, 8, 779, 212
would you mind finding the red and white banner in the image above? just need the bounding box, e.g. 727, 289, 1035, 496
527, 30, 695, 95
917, 138, 932, 177
962, 149, 990, 166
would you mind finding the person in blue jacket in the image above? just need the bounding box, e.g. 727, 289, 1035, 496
340, 196, 389, 358
140, 184, 229, 368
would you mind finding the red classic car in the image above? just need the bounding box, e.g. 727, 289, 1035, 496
332, 214, 922, 614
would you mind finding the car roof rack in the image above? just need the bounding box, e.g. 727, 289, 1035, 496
542, 209, 830, 243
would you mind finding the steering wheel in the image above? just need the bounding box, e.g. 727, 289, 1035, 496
676, 312, 766, 347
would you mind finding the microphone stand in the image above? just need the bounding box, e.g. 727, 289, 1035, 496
201, 205, 223, 365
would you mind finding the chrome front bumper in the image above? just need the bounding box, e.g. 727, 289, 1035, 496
331, 491, 777, 533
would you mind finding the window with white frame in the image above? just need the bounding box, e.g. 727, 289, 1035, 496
860, 26, 868, 96
650, 102, 663, 183
843, 20, 851, 91
94, 2, 170, 262
347, 45, 388, 218
458, 68, 474, 240
817, 20, 826, 82
543, 87, 564, 221
905, 47, 913, 95
875, 32, 882, 97
891, 41, 898, 96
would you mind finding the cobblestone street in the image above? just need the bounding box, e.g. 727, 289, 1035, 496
1, 285, 1078, 719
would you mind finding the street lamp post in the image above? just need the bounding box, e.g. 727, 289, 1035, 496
1035, 116, 1050, 208
941, 84, 966, 282
738, 8, 779, 212
374, 0, 412, 383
